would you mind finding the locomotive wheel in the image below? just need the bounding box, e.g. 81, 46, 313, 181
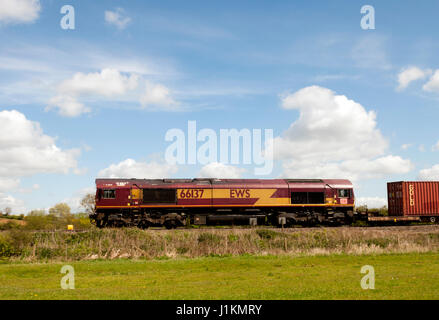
138, 220, 150, 229
164, 220, 176, 229
430, 217, 437, 223
95, 218, 105, 229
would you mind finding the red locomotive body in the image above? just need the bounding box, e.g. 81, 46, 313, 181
91, 178, 354, 228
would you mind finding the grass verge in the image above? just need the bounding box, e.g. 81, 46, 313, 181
1, 252, 438, 299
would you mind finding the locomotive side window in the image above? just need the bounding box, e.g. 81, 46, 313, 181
308, 192, 325, 204
291, 192, 308, 204
143, 188, 176, 203
338, 189, 351, 198
102, 189, 116, 199
291, 192, 324, 204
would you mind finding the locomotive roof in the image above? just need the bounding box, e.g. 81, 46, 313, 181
95, 178, 353, 188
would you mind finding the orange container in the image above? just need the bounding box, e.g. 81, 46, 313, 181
388, 181, 439, 216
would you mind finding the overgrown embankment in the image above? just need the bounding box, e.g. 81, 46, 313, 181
1, 225, 439, 262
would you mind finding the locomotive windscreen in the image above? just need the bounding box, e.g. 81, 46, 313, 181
143, 188, 176, 203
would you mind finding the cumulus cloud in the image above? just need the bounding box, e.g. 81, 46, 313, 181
275, 86, 412, 181
281, 156, 412, 181
397, 66, 431, 91
0, 110, 79, 177
401, 143, 412, 150
0, 192, 25, 213
423, 70, 439, 92
419, 164, 439, 180
356, 197, 387, 208
46, 68, 139, 117
46, 69, 179, 116
98, 158, 178, 178
17, 183, 40, 194
46, 95, 90, 117
105, 8, 131, 30
57, 68, 138, 97
198, 162, 246, 179
61, 186, 95, 213
140, 82, 179, 109
0, 178, 20, 192
0, 110, 80, 213
0, 0, 40, 24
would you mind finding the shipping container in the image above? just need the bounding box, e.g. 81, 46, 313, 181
388, 181, 439, 217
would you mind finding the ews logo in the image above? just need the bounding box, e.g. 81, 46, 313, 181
230, 189, 250, 198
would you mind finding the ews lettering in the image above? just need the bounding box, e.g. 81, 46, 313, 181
230, 189, 250, 198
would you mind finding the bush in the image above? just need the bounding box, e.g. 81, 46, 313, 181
0, 221, 21, 231
23, 211, 93, 231
0, 237, 14, 257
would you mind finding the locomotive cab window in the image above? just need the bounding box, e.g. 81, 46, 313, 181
143, 188, 176, 203
338, 189, 351, 198
102, 189, 116, 199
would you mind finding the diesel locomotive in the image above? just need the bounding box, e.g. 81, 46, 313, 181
90, 178, 355, 228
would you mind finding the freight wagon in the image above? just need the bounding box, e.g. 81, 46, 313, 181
90, 178, 355, 228
384, 181, 439, 223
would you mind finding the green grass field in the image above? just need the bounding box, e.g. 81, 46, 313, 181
1, 252, 439, 299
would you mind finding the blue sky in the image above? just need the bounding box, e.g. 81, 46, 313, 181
1, 0, 439, 212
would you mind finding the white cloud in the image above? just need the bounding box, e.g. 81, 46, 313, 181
281, 156, 411, 181
433, 141, 439, 151
0, 110, 79, 177
0, 192, 25, 213
57, 68, 138, 97
419, 164, 439, 180
47, 68, 139, 117
98, 158, 178, 178
423, 70, 439, 92
105, 8, 131, 30
46, 69, 180, 116
401, 143, 412, 150
275, 86, 413, 181
0, 0, 40, 24
199, 162, 246, 179
419, 144, 426, 152
0, 178, 20, 192
356, 197, 387, 208
140, 82, 179, 109
397, 66, 431, 91
0, 110, 79, 214
61, 186, 95, 213
46, 95, 90, 117
277, 86, 386, 160
17, 183, 40, 194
